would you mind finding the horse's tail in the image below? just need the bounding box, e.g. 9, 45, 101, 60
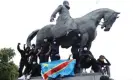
26, 29, 39, 47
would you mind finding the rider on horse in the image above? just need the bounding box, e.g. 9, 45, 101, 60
50, 0, 78, 38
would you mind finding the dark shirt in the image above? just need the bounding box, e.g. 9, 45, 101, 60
17, 44, 30, 62
51, 43, 59, 54
91, 58, 101, 72
80, 50, 93, 68
50, 43, 60, 61
29, 49, 37, 63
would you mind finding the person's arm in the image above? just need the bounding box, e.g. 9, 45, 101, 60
88, 51, 94, 59
23, 44, 26, 52
46, 46, 51, 56
97, 59, 103, 65
100, 56, 111, 66
17, 43, 23, 55
50, 5, 62, 22
36, 48, 42, 56
28, 50, 32, 57
104, 58, 111, 66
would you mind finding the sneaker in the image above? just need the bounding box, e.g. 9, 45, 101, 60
27, 74, 31, 80
18, 75, 26, 80
90, 70, 94, 73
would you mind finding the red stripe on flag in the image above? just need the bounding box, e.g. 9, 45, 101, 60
43, 60, 73, 80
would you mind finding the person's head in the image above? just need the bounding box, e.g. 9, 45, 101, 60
31, 44, 35, 49
63, 0, 70, 9
99, 55, 105, 61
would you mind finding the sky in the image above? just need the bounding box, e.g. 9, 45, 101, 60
0, 0, 133, 80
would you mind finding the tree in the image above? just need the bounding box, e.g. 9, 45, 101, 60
0, 48, 19, 80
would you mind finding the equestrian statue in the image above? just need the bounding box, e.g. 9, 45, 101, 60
26, 1, 120, 73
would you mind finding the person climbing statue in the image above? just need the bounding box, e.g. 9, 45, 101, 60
78, 47, 104, 74
17, 43, 31, 80
79, 47, 94, 73
50, 0, 77, 38
17, 43, 25, 77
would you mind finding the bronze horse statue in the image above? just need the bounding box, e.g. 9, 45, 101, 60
26, 8, 120, 73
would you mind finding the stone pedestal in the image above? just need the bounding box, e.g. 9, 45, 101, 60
63, 73, 102, 80
29, 73, 103, 80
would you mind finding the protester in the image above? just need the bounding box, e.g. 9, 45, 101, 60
17, 43, 25, 77
17, 43, 31, 79
50, 39, 60, 61
97, 55, 111, 77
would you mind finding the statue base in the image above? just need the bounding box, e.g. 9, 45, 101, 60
20, 73, 113, 80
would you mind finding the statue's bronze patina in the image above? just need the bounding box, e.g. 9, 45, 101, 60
26, 1, 120, 73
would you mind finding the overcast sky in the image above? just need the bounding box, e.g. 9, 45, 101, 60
0, 0, 133, 80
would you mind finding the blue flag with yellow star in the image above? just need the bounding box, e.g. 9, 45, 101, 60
40, 59, 76, 80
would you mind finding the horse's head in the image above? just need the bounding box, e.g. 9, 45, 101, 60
101, 11, 120, 31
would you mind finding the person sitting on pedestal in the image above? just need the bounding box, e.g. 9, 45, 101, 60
97, 55, 111, 77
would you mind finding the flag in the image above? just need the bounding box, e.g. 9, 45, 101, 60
40, 59, 76, 80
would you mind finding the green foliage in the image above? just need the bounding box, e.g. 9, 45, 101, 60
0, 48, 15, 62
0, 48, 19, 80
